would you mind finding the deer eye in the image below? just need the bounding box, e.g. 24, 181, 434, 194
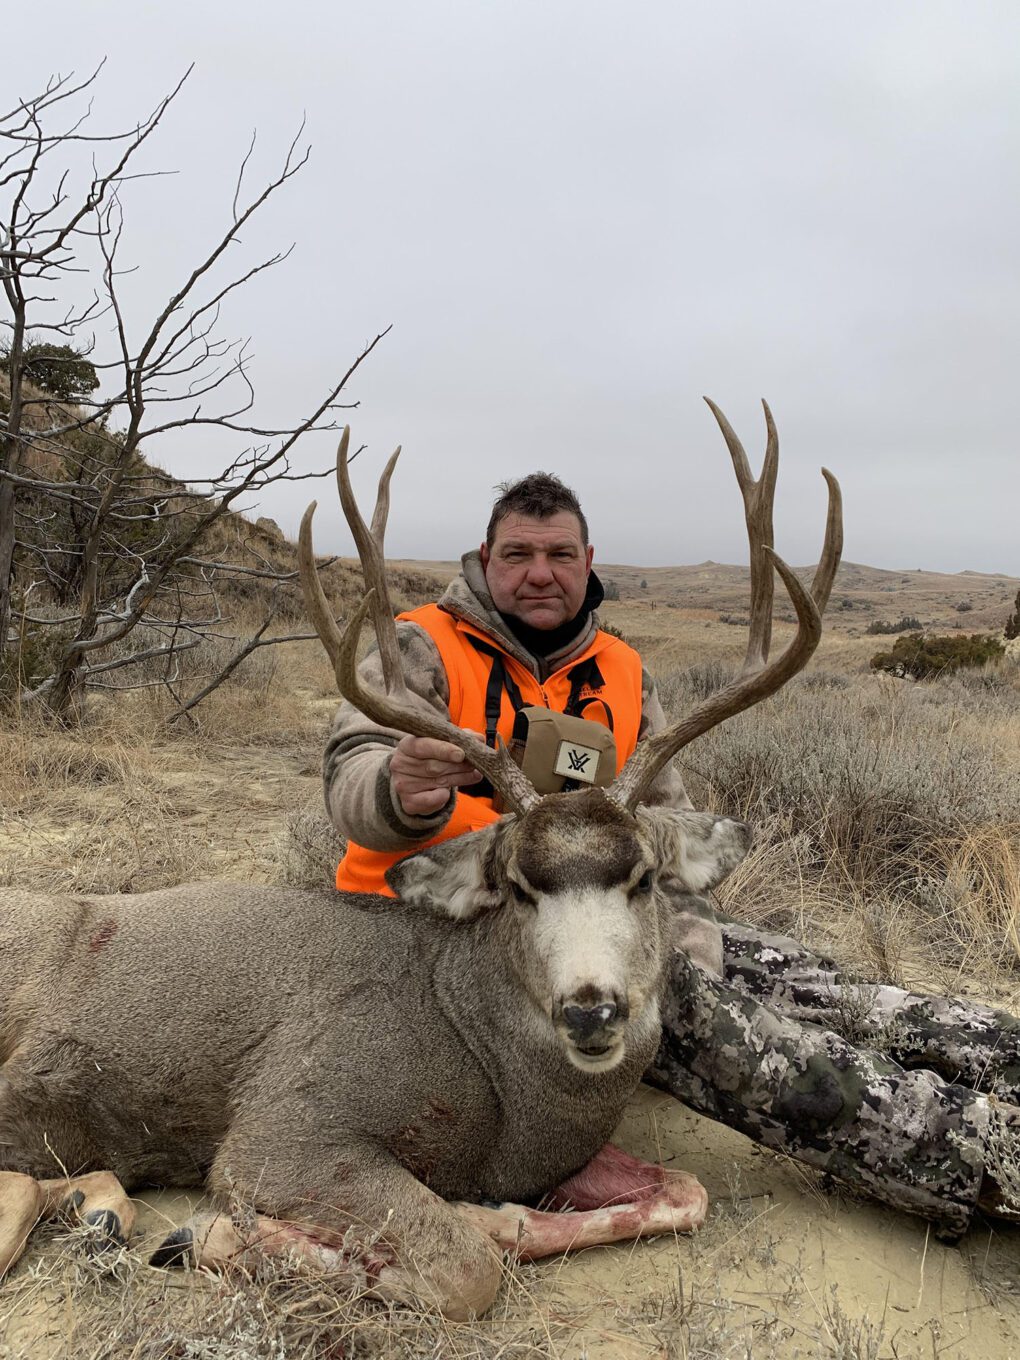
509, 880, 536, 908
633, 870, 654, 895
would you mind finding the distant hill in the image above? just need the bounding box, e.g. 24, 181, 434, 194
4, 369, 1011, 637
387, 556, 1020, 638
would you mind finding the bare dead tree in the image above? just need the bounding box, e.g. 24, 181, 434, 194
1, 66, 384, 719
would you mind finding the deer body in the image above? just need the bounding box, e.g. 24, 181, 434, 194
1, 795, 744, 1316
0, 877, 656, 1204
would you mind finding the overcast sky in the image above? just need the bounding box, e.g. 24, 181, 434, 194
9, 2, 1019, 573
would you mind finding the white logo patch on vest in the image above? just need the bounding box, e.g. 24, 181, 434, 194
554, 739, 600, 784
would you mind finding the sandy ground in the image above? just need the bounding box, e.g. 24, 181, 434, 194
4, 1086, 1018, 1358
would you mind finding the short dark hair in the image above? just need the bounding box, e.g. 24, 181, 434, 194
485, 472, 588, 548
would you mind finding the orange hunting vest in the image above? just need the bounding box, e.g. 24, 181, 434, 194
335, 604, 644, 897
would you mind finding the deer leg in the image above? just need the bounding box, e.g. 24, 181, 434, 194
1, 1168, 134, 1277
150, 1207, 388, 1286
37, 1170, 135, 1251
455, 1143, 707, 1261
151, 1146, 503, 1321
0, 1172, 43, 1278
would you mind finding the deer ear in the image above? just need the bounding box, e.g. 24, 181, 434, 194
638, 807, 753, 893
386, 821, 508, 920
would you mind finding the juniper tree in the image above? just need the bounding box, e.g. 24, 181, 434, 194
1005, 589, 1020, 641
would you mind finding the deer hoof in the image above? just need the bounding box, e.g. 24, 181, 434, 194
150, 1226, 195, 1270
80, 1208, 126, 1255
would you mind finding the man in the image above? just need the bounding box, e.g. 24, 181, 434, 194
326, 474, 691, 900
325, 472, 1020, 1239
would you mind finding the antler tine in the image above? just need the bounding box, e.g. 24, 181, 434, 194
370, 444, 398, 545
298, 500, 345, 674
334, 426, 407, 699
607, 401, 843, 814
607, 548, 827, 812
703, 397, 778, 677
811, 467, 843, 614
298, 438, 542, 820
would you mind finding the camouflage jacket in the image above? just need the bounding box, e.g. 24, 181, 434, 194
323, 551, 692, 855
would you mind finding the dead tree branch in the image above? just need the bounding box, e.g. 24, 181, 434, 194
2, 67, 388, 719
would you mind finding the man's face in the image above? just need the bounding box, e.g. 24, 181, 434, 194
480, 511, 594, 630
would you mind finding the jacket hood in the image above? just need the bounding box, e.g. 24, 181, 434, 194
437, 550, 605, 681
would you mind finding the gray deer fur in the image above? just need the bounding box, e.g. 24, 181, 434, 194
0, 792, 749, 1309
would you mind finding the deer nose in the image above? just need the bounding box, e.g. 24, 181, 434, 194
562, 1001, 618, 1042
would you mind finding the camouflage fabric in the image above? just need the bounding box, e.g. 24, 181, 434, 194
647, 910, 1020, 1239
721, 919, 1020, 1101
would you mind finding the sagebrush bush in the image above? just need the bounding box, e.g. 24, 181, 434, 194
662, 669, 1020, 894
866, 616, 922, 636
799, 670, 851, 692
656, 659, 735, 707
907, 659, 1020, 713
279, 793, 347, 887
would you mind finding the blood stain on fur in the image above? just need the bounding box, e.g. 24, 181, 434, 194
88, 918, 118, 952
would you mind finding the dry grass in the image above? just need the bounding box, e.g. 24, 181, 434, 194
0, 1222, 567, 1360
0, 636, 334, 895
654, 653, 1020, 994
0, 1184, 960, 1360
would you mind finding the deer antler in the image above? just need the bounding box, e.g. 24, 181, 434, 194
607, 400, 843, 813
705, 397, 779, 677
299, 427, 541, 818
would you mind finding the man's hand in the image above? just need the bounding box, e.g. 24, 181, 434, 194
390, 735, 483, 816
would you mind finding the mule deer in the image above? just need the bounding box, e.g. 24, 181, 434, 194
0, 400, 841, 1318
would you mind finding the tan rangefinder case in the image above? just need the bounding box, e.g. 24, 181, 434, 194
514, 706, 617, 795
